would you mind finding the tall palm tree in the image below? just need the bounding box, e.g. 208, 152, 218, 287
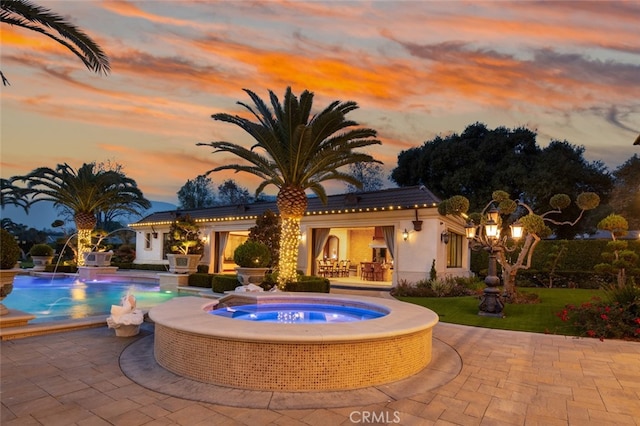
0, 0, 110, 86
13, 163, 150, 265
198, 87, 381, 287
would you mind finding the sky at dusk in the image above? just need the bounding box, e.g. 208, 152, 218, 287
2, 0, 639, 206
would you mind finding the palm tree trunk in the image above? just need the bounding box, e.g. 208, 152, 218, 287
74, 212, 96, 267
76, 228, 92, 266
277, 217, 301, 289
276, 185, 307, 289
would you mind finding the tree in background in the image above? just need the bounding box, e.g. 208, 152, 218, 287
177, 175, 216, 209
609, 155, 640, 230
392, 123, 612, 238
198, 87, 381, 288
12, 163, 150, 265
217, 179, 251, 205
0, 0, 109, 85
345, 162, 384, 193
527, 141, 612, 238
248, 210, 280, 268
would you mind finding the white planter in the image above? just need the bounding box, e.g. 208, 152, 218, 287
167, 254, 201, 274
83, 251, 113, 267
0, 269, 20, 316
31, 256, 54, 272
235, 267, 269, 285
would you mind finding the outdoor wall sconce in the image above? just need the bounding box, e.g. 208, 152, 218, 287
440, 230, 450, 244
151, 225, 158, 239
402, 229, 409, 241
412, 209, 423, 232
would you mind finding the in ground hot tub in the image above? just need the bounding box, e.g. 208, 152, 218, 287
149, 293, 439, 392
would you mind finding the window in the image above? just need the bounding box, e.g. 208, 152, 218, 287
446, 232, 463, 268
144, 233, 152, 250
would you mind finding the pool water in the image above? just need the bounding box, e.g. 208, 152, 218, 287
210, 303, 386, 323
6, 275, 179, 323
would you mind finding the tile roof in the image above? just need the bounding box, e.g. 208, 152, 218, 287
130, 185, 440, 226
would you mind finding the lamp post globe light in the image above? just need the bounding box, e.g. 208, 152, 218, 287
465, 210, 523, 317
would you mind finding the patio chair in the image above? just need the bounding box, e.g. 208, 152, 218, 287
372, 263, 384, 281
360, 262, 374, 280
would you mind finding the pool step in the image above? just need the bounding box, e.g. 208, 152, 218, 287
0, 315, 108, 340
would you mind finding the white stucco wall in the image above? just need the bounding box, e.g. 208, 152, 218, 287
131, 207, 470, 286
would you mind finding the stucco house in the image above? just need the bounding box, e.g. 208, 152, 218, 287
129, 186, 471, 286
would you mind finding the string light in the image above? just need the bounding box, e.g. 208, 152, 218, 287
277, 217, 301, 289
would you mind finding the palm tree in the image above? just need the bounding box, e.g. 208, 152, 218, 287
198, 87, 381, 288
1, 178, 29, 211
13, 163, 150, 265
0, 0, 110, 86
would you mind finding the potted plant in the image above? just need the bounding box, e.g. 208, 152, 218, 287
234, 240, 271, 285
1, 228, 22, 316
82, 230, 114, 267
165, 215, 204, 274
29, 243, 55, 271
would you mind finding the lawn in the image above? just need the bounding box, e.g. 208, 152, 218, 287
398, 288, 604, 336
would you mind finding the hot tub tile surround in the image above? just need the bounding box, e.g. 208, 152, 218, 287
150, 293, 438, 391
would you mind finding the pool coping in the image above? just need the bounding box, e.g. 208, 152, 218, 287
149, 293, 439, 343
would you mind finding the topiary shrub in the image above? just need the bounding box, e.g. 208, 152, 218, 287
233, 240, 271, 268
1, 229, 21, 269
29, 243, 54, 257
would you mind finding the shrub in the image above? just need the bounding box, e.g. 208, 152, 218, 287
29, 244, 54, 257
390, 277, 477, 298
111, 244, 135, 263
284, 276, 330, 293
114, 263, 168, 271
212, 274, 241, 293
0, 229, 21, 269
557, 296, 640, 341
233, 240, 271, 268
188, 273, 214, 288
44, 265, 78, 273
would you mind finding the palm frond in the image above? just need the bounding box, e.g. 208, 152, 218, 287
0, 0, 110, 75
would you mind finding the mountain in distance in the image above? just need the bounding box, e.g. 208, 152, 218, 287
0, 200, 177, 230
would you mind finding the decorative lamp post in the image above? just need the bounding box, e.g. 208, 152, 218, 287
466, 207, 523, 317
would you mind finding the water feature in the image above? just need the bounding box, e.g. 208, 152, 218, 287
211, 302, 386, 323
151, 293, 439, 391
9, 275, 178, 323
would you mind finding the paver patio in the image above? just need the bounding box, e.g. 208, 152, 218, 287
2, 314, 639, 425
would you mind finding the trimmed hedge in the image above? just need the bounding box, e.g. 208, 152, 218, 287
44, 265, 78, 273
515, 270, 610, 289
188, 273, 214, 288
212, 274, 241, 293
115, 263, 169, 271
284, 276, 330, 293
471, 239, 640, 274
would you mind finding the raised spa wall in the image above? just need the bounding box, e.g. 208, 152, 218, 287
149, 293, 439, 392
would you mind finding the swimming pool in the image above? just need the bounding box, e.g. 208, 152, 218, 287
7, 275, 179, 323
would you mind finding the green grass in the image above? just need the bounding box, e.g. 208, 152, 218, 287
398, 288, 603, 336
